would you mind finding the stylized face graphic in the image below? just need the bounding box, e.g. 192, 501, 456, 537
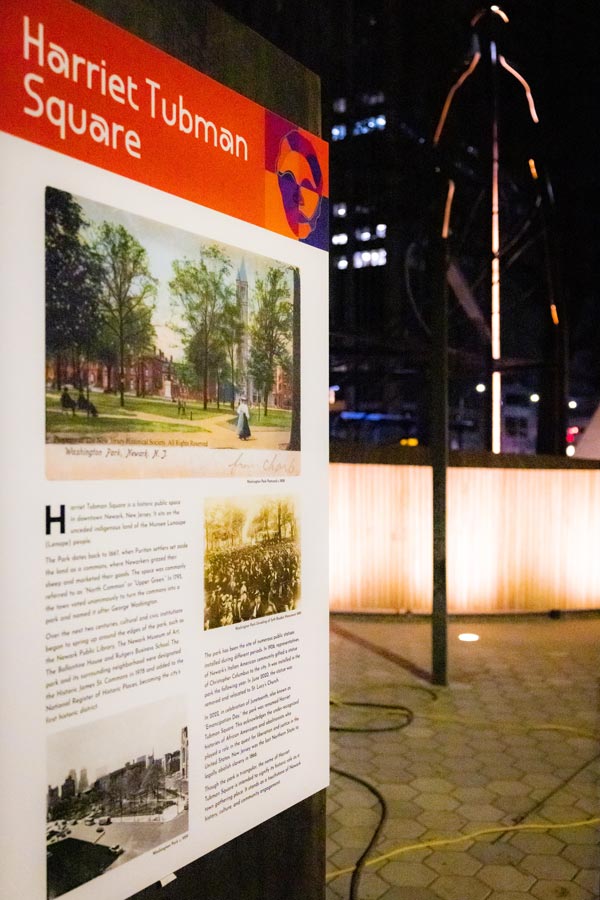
277, 132, 323, 239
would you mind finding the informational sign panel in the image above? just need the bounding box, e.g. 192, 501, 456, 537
0, 2, 329, 898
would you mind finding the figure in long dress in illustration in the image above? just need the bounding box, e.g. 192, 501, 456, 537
236, 398, 251, 440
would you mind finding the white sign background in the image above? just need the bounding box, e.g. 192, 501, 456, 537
0, 132, 329, 900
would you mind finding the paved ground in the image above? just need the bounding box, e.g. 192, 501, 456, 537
327, 614, 599, 900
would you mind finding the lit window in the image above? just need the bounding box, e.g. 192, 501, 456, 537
333, 97, 347, 114
352, 115, 386, 136
355, 228, 371, 242
333, 203, 347, 218
353, 249, 387, 269
331, 124, 347, 141
375, 223, 387, 238
332, 233, 348, 246
336, 256, 348, 270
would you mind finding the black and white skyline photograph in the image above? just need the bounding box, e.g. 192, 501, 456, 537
46, 698, 188, 898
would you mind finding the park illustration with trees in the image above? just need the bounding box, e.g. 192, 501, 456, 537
45, 187, 300, 452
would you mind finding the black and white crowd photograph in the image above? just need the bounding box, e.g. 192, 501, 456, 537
204, 495, 301, 629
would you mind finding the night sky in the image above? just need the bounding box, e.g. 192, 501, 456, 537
489, 2, 600, 376
217, 0, 600, 395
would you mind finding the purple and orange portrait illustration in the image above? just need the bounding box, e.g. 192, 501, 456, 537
276, 131, 324, 240
265, 112, 329, 249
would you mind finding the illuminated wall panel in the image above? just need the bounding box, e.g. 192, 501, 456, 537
329, 463, 432, 612
330, 463, 600, 613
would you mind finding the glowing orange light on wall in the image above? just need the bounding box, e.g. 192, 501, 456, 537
329, 463, 600, 615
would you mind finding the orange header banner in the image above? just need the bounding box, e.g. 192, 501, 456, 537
0, 0, 329, 248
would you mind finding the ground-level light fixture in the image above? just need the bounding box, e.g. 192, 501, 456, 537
530, 393, 540, 403
566, 445, 575, 458
568, 400, 578, 410
475, 383, 486, 393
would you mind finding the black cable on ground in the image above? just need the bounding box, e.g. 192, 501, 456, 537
329, 767, 388, 900
330, 700, 414, 733
329, 698, 419, 898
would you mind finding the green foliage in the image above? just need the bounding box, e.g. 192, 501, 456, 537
93, 222, 157, 406
220, 296, 245, 407
171, 358, 198, 392
46, 390, 229, 420
170, 244, 235, 409
225, 407, 292, 429
249, 266, 293, 414
45, 187, 103, 386
45, 410, 207, 435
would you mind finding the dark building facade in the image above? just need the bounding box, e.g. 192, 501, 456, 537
213, 0, 600, 454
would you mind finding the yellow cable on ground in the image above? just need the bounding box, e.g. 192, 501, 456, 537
416, 712, 598, 740
329, 696, 599, 883
331, 695, 598, 740
325, 816, 600, 882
